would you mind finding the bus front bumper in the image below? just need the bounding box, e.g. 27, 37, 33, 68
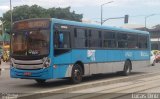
10, 67, 52, 80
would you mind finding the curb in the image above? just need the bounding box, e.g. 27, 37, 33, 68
17, 71, 160, 99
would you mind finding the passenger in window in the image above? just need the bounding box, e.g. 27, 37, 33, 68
59, 32, 64, 48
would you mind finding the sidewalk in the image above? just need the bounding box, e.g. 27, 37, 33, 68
0, 61, 10, 71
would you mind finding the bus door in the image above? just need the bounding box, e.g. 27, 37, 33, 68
53, 26, 71, 64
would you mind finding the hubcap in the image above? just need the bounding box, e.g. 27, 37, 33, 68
126, 62, 130, 74
74, 69, 81, 81
126, 67, 130, 73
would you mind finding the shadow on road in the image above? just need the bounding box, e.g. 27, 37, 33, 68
18, 71, 145, 89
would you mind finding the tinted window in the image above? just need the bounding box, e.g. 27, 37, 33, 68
103, 31, 116, 39
89, 30, 102, 48
90, 30, 100, 39
74, 28, 88, 48
117, 33, 128, 48
127, 34, 138, 48
76, 28, 85, 38
117, 33, 127, 40
54, 31, 70, 48
104, 40, 116, 48
103, 31, 116, 48
12, 30, 50, 56
54, 24, 71, 56
89, 40, 102, 48
74, 38, 88, 48
127, 34, 137, 41
138, 35, 148, 49
118, 41, 127, 48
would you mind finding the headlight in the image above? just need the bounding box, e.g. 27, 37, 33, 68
43, 58, 51, 68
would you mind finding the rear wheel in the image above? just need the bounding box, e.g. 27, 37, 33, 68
35, 79, 46, 84
122, 61, 131, 76
71, 64, 83, 84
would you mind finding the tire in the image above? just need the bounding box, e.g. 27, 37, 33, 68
71, 64, 83, 84
156, 60, 159, 63
152, 60, 156, 66
122, 61, 131, 76
35, 79, 46, 84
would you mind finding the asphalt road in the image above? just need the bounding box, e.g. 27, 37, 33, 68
0, 62, 160, 98
42, 74, 160, 99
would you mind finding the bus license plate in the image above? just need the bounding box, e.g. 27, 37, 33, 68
24, 72, 32, 76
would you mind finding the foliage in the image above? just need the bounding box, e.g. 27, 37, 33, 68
2, 5, 83, 30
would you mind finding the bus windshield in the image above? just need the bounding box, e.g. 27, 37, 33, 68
11, 29, 50, 56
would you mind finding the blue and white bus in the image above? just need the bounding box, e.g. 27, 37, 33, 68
10, 18, 150, 84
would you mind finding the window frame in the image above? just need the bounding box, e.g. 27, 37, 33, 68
102, 30, 117, 49
138, 34, 149, 49
88, 29, 103, 48
53, 23, 149, 50
53, 24, 72, 56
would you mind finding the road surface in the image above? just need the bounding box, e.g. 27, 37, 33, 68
0, 62, 160, 99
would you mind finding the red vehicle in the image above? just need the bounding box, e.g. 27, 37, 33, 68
156, 54, 160, 63
155, 53, 160, 63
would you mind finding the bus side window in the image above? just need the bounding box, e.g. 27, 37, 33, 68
54, 31, 65, 48
54, 30, 71, 56
59, 32, 64, 48
54, 31, 59, 48
138, 35, 148, 49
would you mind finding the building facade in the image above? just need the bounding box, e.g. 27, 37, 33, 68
149, 29, 160, 50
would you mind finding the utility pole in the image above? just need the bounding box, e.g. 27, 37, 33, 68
145, 14, 155, 30
101, 1, 114, 25
10, 0, 12, 29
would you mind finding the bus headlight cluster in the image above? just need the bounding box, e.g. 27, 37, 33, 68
43, 57, 51, 68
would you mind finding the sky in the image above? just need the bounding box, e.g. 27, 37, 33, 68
0, 0, 160, 28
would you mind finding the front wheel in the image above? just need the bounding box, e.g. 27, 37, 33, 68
71, 64, 83, 84
35, 79, 46, 84
152, 60, 156, 66
122, 61, 131, 76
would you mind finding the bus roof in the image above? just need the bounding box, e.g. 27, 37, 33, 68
52, 18, 149, 35
13, 18, 149, 35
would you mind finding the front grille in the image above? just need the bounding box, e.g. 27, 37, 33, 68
11, 58, 44, 69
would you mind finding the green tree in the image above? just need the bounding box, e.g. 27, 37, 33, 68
47, 7, 82, 21
2, 5, 83, 30
3, 5, 48, 29
0, 17, 3, 35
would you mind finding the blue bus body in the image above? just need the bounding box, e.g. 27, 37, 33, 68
10, 18, 150, 81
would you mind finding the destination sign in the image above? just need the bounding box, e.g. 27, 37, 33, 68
14, 19, 50, 30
